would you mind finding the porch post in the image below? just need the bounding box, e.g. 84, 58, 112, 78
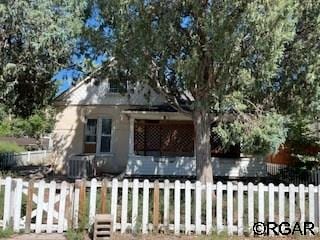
129, 116, 134, 155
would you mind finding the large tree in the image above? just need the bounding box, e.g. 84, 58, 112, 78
0, 0, 87, 117
81, 0, 320, 183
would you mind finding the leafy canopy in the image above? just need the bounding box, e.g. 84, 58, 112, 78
0, 0, 87, 117
81, 0, 320, 154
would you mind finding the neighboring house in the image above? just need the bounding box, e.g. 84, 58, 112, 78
52, 77, 266, 178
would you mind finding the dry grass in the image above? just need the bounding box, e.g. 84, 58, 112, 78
112, 233, 320, 240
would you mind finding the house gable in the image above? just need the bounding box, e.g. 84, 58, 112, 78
55, 77, 167, 106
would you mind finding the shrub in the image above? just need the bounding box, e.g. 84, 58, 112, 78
66, 229, 85, 240
0, 228, 14, 238
0, 141, 24, 153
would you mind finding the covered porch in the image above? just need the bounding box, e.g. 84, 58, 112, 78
123, 109, 267, 178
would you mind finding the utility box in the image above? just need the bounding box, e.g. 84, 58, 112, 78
68, 154, 95, 179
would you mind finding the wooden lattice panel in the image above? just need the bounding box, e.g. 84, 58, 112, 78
94, 214, 112, 240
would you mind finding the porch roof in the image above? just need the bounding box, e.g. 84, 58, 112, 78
122, 108, 192, 120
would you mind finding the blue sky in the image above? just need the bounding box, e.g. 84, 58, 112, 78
54, 7, 192, 95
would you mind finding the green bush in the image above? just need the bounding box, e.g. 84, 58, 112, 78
0, 141, 24, 153
66, 229, 85, 240
0, 228, 14, 238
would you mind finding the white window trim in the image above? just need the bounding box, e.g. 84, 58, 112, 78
85, 117, 113, 154
96, 118, 112, 154
84, 119, 98, 144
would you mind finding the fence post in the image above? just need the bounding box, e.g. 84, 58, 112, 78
121, 179, 128, 233
142, 179, 149, 234
174, 180, 180, 235
206, 182, 212, 235
195, 181, 202, 235
111, 178, 118, 232
132, 179, 139, 233
46, 180, 56, 233
237, 182, 244, 236
100, 179, 108, 214
227, 182, 233, 236
25, 180, 34, 233
153, 180, 160, 232
216, 181, 223, 234
185, 180, 191, 235
79, 179, 87, 230
27, 151, 31, 163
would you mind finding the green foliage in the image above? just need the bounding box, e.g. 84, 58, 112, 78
66, 229, 85, 240
0, 0, 87, 117
213, 113, 288, 155
0, 228, 14, 238
0, 109, 55, 138
82, 0, 320, 156
0, 141, 24, 153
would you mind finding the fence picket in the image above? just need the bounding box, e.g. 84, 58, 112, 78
163, 179, 170, 229
309, 185, 315, 227
289, 184, 295, 226
142, 179, 149, 234
206, 182, 212, 235
248, 182, 254, 235
89, 178, 97, 226
132, 179, 139, 233
46, 181, 56, 233
153, 180, 160, 231
195, 181, 202, 235
13, 179, 23, 232
111, 178, 118, 232
268, 183, 274, 223
258, 183, 264, 223
185, 180, 191, 235
279, 183, 285, 223
35, 180, 45, 233
227, 182, 233, 236
3, 177, 12, 229
73, 181, 80, 229
174, 180, 180, 235
237, 182, 244, 236
121, 179, 128, 233
58, 181, 68, 233
299, 184, 305, 225
216, 181, 223, 234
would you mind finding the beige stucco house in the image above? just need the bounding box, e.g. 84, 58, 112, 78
52, 77, 266, 178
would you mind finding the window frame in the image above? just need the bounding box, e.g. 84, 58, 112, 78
84, 117, 113, 154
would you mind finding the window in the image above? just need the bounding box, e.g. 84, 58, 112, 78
109, 79, 127, 93
84, 118, 112, 154
100, 119, 112, 152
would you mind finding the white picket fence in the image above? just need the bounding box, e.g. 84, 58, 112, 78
0, 177, 320, 235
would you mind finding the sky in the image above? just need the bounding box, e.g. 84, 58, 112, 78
53, 6, 192, 95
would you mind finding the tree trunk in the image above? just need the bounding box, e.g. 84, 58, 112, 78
193, 107, 213, 184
